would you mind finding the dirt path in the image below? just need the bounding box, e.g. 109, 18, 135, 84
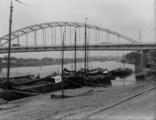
0, 81, 155, 120
81, 89, 156, 120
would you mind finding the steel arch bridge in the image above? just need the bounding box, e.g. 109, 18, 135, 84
0, 21, 155, 53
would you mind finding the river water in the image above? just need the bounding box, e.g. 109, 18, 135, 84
0, 61, 137, 87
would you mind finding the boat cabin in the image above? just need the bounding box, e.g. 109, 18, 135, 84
51, 75, 62, 83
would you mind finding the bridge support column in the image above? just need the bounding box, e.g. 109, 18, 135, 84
135, 50, 147, 74
0, 57, 2, 70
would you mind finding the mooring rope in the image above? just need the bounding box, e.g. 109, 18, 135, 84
10, 81, 42, 94
3, 83, 11, 92
65, 79, 85, 87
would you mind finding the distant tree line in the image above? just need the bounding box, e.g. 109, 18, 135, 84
1, 55, 121, 68
125, 50, 156, 63
1, 56, 99, 68
149, 50, 156, 60
125, 52, 139, 62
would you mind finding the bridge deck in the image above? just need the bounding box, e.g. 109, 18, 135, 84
0, 43, 156, 53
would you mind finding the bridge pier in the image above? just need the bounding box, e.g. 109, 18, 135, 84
135, 50, 147, 75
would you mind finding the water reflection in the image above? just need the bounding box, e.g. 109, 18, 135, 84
112, 73, 136, 86
0, 70, 2, 77
0, 61, 136, 86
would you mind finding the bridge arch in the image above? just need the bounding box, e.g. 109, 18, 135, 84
0, 21, 138, 46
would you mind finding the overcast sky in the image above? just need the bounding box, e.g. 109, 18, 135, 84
0, 0, 155, 58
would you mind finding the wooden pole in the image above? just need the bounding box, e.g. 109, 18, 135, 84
84, 18, 87, 76
61, 31, 65, 98
74, 28, 77, 72
6, 0, 13, 88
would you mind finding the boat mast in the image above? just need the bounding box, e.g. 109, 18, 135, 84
123, 52, 125, 69
61, 31, 65, 98
84, 18, 87, 76
6, 0, 13, 88
87, 38, 89, 69
74, 28, 77, 72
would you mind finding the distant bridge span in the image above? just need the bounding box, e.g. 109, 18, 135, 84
0, 43, 155, 54
0, 21, 138, 47
1, 21, 155, 54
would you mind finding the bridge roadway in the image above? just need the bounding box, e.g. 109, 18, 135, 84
0, 43, 156, 53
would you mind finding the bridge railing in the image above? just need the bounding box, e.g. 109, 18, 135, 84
0, 42, 156, 48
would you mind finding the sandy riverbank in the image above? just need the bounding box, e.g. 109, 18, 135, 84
0, 81, 155, 120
